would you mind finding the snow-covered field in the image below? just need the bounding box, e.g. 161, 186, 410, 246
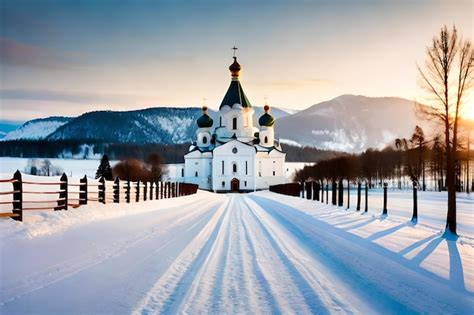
0, 157, 308, 182
0, 190, 472, 314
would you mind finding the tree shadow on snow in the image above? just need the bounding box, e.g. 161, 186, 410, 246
366, 222, 408, 241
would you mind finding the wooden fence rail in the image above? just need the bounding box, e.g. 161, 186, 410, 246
0, 170, 199, 222
269, 180, 419, 220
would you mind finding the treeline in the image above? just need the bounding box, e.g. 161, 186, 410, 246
0, 140, 343, 163
0, 140, 189, 163
280, 143, 344, 163
294, 126, 473, 193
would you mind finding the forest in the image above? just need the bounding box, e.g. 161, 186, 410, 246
294, 125, 473, 194
0, 139, 341, 163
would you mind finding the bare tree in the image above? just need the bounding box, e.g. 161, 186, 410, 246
417, 25, 474, 235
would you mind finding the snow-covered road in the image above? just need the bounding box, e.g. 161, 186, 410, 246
1, 192, 473, 314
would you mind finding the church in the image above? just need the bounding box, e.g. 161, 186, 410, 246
182, 55, 286, 192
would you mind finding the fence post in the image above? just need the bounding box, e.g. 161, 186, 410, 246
79, 175, 88, 205
167, 182, 171, 198
160, 182, 164, 199
347, 179, 350, 210
113, 177, 120, 203
338, 178, 343, 207
326, 183, 329, 204
136, 180, 140, 202
412, 181, 418, 223
321, 180, 324, 203
364, 181, 368, 213
98, 177, 106, 204
56, 173, 68, 210
314, 181, 319, 201
356, 182, 361, 211
382, 182, 388, 216
332, 181, 337, 205
150, 181, 154, 200
144, 182, 148, 201
12, 170, 23, 221
155, 180, 159, 199
126, 180, 131, 203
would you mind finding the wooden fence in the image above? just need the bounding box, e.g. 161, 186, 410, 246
270, 180, 419, 221
0, 170, 199, 222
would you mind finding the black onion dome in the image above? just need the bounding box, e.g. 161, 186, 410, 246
197, 108, 213, 128
259, 105, 274, 127
229, 57, 241, 77
259, 113, 275, 127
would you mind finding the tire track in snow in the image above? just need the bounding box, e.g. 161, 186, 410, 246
241, 196, 331, 314
246, 194, 472, 314
132, 196, 231, 314
0, 196, 219, 306
178, 195, 278, 314
178, 195, 235, 313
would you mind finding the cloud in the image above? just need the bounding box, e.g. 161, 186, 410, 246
0, 37, 84, 69
0, 88, 140, 105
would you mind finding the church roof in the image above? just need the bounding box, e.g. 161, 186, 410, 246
220, 80, 252, 109
219, 57, 252, 110
258, 113, 275, 127
197, 113, 213, 128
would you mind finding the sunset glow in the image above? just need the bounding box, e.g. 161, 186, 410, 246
0, 0, 472, 121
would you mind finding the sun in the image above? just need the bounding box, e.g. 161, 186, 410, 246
462, 100, 474, 121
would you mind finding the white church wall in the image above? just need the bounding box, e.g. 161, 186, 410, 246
255, 153, 286, 189
184, 153, 212, 190
212, 141, 256, 191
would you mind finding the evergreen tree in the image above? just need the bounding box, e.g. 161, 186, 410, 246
96, 154, 113, 180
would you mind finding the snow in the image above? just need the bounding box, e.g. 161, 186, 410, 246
0, 188, 472, 314
2, 120, 68, 141
0, 157, 117, 178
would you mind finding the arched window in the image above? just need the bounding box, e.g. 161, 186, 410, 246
232, 117, 237, 130
181, 168, 184, 177
232, 163, 237, 173
195, 171, 198, 177
264, 136, 268, 143
202, 136, 207, 144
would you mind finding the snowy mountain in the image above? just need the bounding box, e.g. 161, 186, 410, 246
2, 117, 71, 141
2, 96, 431, 151
276, 95, 433, 152
2, 107, 292, 144
0, 121, 23, 139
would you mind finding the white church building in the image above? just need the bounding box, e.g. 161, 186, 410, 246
181, 56, 286, 192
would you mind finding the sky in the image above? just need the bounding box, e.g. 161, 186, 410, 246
0, 0, 472, 121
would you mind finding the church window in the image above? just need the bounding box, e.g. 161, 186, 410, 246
232, 117, 237, 130
273, 171, 276, 176
222, 181, 225, 187
264, 136, 268, 144
181, 168, 184, 177
245, 161, 248, 175
244, 181, 247, 187
232, 147, 238, 154
222, 161, 224, 175
203, 136, 207, 144
232, 163, 237, 173
195, 171, 198, 177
